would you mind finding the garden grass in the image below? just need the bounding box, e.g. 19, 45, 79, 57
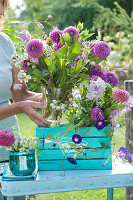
17, 113, 126, 200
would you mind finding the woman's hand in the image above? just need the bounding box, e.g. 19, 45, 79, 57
18, 100, 50, 127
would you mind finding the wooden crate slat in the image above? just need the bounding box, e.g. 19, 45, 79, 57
38, 158, 112, 170
36, 126, 110, 138
37, 148, 111, 160
38, 137, 111, 149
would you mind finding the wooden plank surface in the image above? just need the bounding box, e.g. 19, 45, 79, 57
37, 148, 111, 160
38, 158, 112, 170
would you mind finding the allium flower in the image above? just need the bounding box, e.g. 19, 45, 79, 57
118, 147, 127, 159
89, 40, 97, 54
53, 42, 63, 51
95, 120, 106, 130
0, 130, 15, 147
49, 29, 62, 43
67, 155, 77, 165
63, 26, 79, 40
112, 89, 130, 103
26, 39, 44, 59
72, 134, 82, 144
88, 64, 103, 77
20, 60, 33, 71
91, 108, 105, 122
102, 71, 119, 88
19, 31, 31, 42
94, 41, 111, 59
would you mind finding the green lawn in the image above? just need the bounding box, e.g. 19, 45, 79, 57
17, 113, 126, 200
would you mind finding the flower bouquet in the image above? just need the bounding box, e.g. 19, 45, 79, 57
0, 130, 38, 176
15, 21, 133, 170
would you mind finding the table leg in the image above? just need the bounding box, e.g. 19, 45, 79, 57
107, 188, 113, 200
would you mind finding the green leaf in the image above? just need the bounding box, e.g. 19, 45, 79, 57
60, 35, 65, 45
77, 22, 83, 32
71, 41, 81, 54
80, 29, 94, 40
104, 128, 114, 138
104, 108, 112, 118
58, 45, 68, 55
63, 32, 72, 45
68, 53, 79, 62
111, 103, 125, 110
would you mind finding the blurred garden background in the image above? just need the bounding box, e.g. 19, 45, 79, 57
8, 0, 133, 199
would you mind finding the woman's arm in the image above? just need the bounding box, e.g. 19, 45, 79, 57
10, 63, 43, 102
0, 100, 50, 127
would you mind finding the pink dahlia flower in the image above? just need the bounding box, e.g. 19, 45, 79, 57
49, 29, 62, 43
26, 39, 44, 59
94, 41, 111, 59
112, 89, 130, 103
91, 108, 105, 122
63, 26, 79, 40
89, 40, 97, 54
0, 130, 15, 147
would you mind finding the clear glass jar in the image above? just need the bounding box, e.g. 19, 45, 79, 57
9, 149, 36, 176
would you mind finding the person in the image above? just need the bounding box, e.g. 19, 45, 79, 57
0, 0, 50, 162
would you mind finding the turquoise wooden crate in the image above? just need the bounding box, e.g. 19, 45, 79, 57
36, 126, 112, 171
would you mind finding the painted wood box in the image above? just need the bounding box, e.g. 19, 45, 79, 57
36, 125, 112, 171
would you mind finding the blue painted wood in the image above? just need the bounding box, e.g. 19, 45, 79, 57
36, 125, 112, 170
107, 188, 113, 200
36, 126, 110, 138
1, 158, 133, 198
37, 148, 111, 160
38, 137, 111, 149
38, 158, 112, 170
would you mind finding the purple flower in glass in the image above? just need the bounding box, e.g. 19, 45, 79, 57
95, 120, 106, 130
127, 153, 133, 162
72, 134, 82, 144
118, 147, 127, 159
67, 156, 77, 165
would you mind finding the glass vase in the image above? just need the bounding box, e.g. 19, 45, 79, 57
9, 149, 36, 176
42, 87, 66, 126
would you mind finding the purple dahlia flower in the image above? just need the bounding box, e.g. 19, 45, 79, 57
118, 147, 127, 159
112, 89, 130, 103
49, 28, 62, 43
91, 108, 105, 123
63, 26, 79, 40
95, 120, 106, 130
102, 71, 119, 88
53, 42, 63, 51
72, 134, 82, 144
26, 39, 44, 59
89, 40, 97, 54
88, 64, 103, 77
20, 60, 33, 71
67, 156, 77, 165
94, 41, 111, 59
